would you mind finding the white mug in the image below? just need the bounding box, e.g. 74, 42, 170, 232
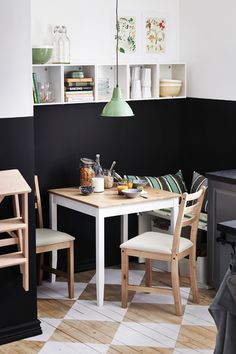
142, 87, 152, 99
130, 80, 142, 99
131, 66, 141, 81
141, 68, 151, 87
92, 177, 104, 192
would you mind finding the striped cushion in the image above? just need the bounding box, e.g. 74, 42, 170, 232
190, 171, 208, 213
151, 208, 207, 231
125, 170, 187, 194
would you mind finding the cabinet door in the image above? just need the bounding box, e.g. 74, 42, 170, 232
0, 0, 33, 118
208, 179, 236, 288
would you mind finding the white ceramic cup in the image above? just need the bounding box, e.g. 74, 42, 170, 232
131, 66, 141, 81
92, 177, 104, 192
142, 86, 152, 99
130, 80, 142, 99
141, 68, 151, 87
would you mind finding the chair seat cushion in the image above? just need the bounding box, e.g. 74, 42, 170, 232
36, 228, 75, 247
120, 231, 193, 255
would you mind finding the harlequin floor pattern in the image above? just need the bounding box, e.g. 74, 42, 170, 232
0, 265, 217, 354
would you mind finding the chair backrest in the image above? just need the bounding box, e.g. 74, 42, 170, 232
34, 175, 44, 229
172, 186, 206, 254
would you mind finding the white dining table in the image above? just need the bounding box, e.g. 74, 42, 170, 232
48, 186, 179, 306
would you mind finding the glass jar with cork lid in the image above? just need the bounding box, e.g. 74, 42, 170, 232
79, 158, 95, 186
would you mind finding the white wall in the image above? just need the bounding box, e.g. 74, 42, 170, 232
179, 0, 236, 101
0, 0, 33, 118
31, 0, 180, 64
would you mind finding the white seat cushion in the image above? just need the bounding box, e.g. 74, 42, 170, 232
36, 228, 75, 247
120, 231, 193, 255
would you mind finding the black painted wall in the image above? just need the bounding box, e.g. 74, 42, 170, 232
34, 97, 236, 271
179, 98, 236, 186
0, 117, 41, 344
34, 99, 182, 271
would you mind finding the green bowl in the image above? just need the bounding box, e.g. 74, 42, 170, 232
32, 46, 53, 64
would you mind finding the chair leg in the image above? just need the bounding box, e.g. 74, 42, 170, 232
38, 253, 44, 285
189, 249, 200, 303
171, 257, 183, 316
145, 258, 152, 287
121, 248, 129, 308
67, 241, 74, 299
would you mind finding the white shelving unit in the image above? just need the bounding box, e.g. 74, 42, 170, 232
32, 63, 186, 106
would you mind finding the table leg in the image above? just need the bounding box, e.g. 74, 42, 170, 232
170, 197, 179, 233
138, 212, 152, 234
49, 194, 57, 283
138, 213, 152, 263
96, 212, 105, 307
121, 214, 128, 243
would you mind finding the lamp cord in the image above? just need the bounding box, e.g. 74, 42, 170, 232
116, 0, 119, 87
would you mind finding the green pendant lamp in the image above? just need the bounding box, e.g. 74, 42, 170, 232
101, 0, 134, 117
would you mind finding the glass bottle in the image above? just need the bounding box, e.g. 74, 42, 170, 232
52, 25, 60, 63
58, 25, 70, 64
93, 154, 104, 192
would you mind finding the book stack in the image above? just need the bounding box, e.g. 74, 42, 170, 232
64, 72, 94, 103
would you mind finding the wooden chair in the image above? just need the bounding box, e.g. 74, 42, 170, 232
34, 175, 75, 298
0, 169, 31, 291
120, 186, 206, 316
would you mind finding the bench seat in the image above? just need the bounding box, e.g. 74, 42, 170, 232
147, 208, 207, 231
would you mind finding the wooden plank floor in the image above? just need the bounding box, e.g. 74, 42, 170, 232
0, 264, 217, 353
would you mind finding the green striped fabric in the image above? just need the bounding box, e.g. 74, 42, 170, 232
125, 170, 187, 194
190, 171, 208, 213
152, 208, 207, 231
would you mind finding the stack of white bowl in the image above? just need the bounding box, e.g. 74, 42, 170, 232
130, 66, 142, 99
130, 67, 152, 99
159, 79, 182, 97
141, 68, 152, 99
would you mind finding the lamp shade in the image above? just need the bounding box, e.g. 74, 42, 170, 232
101, 87, 134, 117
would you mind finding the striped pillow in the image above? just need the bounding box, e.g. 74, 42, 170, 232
190, 171, 208, 213
125, 170, 187, 195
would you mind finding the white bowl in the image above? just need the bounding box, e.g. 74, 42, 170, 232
122, 188, 142, 199
160, 79, 182, 85
132, 179, 148, 188
159, 79, 182, 97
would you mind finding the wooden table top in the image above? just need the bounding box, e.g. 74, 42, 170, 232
48, 186, 179, 209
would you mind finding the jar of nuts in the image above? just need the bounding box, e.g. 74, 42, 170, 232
79, 158, 95, 186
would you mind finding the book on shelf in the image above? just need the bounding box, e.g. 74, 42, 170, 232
65, 91, 94, 96
65, 86, 94, 91
32, 72, 40, 103
65, 96, 94, 102
65, 90, 94, 102
65, 81, 94, 87
65, 70, 84, 78
64, 77, 93, 83
32, 84, 37, 103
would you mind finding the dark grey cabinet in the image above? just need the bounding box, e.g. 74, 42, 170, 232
207, 169, 236, 288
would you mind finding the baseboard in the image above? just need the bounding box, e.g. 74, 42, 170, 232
0, 319, 42, 345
